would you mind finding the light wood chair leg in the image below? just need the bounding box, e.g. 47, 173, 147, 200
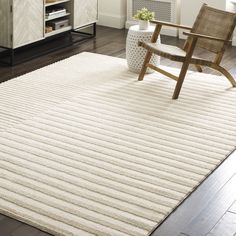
219, 68, 236, 87
172, 61, 190, 99
138, 51, 152, 81
173, 37, 198, 99
211, 64, 236, 87
195, 64, 203, 72
138, 24, 162, 81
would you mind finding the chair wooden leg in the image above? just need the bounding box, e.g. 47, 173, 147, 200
220, 68, 236, 87
195, 65, 203, 72
172, 61, 190, 99
210, 64, 236, 87
138, 24, 162, 81
173, 37, 198, 99
219, 67, 236, 87
138, 51, 152, 81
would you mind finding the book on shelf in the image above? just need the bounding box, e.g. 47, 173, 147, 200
45, 7, 67, 20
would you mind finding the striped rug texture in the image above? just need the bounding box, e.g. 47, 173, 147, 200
0, 52, 236, 236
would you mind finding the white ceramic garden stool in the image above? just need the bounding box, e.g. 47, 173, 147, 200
126, 25, 160, 74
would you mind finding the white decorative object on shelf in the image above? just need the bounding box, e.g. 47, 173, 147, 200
126, 25, 160, 74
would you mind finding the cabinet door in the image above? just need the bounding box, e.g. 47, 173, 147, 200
73, 0, 98, 29
13, 0, 44, 48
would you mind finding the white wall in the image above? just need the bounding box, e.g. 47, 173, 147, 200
98, 0, 127, 29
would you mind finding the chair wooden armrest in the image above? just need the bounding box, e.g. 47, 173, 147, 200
183, 32, 232, 43
150, 20, 192, 30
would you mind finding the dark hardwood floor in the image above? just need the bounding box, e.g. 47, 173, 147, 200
0, 26, 236, 236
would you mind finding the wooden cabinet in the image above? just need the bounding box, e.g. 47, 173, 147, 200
73, 0, 98, 29
0, 0, 98, 49
12, 0, 44, 48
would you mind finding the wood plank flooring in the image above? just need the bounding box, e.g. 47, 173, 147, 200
0, 26, 236, 236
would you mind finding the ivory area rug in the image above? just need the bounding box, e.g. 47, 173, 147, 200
0, 52, 236, 236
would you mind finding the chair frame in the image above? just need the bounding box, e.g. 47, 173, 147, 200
138, 7, 236, 100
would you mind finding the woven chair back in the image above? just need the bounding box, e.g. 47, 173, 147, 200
188, 4, 236, 53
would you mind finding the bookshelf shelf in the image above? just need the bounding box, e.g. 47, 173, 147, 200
45, 0, 71, 7
45, 26, 72, 37
45, 0, 72, 35
45, 13, 70, 21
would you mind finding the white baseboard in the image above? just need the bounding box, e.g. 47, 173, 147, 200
125, 21, 178, 37
98, 13, 126, 29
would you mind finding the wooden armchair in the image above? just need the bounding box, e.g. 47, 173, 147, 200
138, 4, 236, 99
